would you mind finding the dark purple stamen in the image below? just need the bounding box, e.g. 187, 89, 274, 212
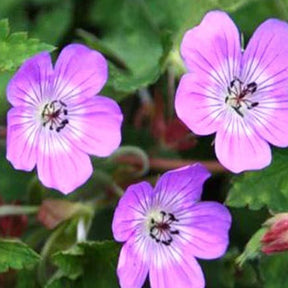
226, 77, 259, 117
149, 211, 179, 246
42, 100, 69, 132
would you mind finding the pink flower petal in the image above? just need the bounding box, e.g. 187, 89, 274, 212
247, 104, 288, 147
149, 252, 204, 288
241, 19, 288, 86
153, 164, 211, 212
181, 201, 231, 260
117, 235, 149, 288
112, 182, 153, 242
215, 113, 271, 173
66, 95, 123, 157
7, 52, 53, 107
181, 10, 241, 86
175, 73, 224, 135
240, 19, 288, 147
36, 131, 92, 194
53, 44, 108, 101
6, 107, 39, 171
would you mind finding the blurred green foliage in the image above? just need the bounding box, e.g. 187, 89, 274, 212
0, 0, 288, 287
260, 253, 288, 288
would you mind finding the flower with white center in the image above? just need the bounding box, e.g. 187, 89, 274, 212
175, 10, 288, 173
6, 44, 123, 194
112, 163, 231, 288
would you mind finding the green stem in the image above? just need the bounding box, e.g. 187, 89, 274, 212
37, 224, 66, 285
0, 205, 39, 216
77, 29, 129, 71
167, 66, 175, 118
111, 145, 150, 177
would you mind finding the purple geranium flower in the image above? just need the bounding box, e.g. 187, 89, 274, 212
6, 44, 123, 194
175, 11, 288, 173
112, 163, 231, 288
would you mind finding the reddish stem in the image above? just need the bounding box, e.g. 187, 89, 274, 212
114, 155, 227, 174
150, 157, 227, 173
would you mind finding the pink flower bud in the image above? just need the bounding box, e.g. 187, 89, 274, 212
261, 213, 288, 254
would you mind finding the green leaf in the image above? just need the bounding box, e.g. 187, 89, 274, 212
0, 18, 55, 72
0, 71, 12, 116
0, 239, 40, 273
46, 276, 75, 288
260, 253, 288, 288
16, 269, 40, 288
231, 0, 287, 40
0, 19, 9, 39
30, 1, 72, 45
49, 241, 120, 288
0, 146, 34, 201
0, 0, 24, 20
143, 0, 254, 43
226, 149, 288, 212
200, 249, 259, 288
87, 0, 257, 99
87, 0, 171, 97
52, 245, 84, 280
236, 227, 267, 267
200, 250, 236, 288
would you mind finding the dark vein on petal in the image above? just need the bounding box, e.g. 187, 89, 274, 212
52, 54, 75, 95
132, 189, 148, 214
242, 34, 275, 83
58, 71, 99, 101
256, 68, 288, 92
193, 50, 227, 87
15, 86, 37, 106
26, 77, 41, 104
127, 205, 146, 217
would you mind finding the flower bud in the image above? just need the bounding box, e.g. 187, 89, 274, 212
261, 213, 288, 254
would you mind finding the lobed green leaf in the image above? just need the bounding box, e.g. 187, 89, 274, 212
0, 239, 40, 273
260, 253, 288, 288
48, 241, 120, 288
0, 19, 55, 72
226, 149, 288, 212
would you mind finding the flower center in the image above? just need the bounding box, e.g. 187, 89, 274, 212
41, 100, 69, 132
225, 77, 259, 117
149, 211, 179, 246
